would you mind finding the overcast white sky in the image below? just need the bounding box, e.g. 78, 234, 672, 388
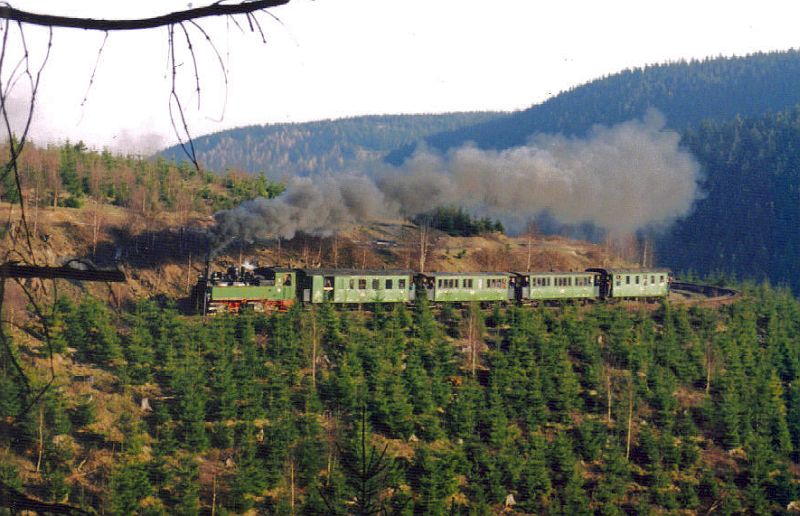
7, 0, 800, 153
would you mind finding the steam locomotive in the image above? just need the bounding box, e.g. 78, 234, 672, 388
193, 265, 670, 314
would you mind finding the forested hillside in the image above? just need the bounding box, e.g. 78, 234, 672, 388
384, 50, 800, 293
0, 140, 285, 218
1, 287, 798, 514
388, 49, 800, 161
660, 106, 800, 291
160, 113, 504, 176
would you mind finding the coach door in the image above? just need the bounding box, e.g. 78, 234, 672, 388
323, 276, 334, 301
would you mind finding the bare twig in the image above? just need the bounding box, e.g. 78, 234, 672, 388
246, 11, 268, 44
167, 24, 200, 170
187, 20, 230, 122
227, 13, 246, 34
178, 22, 202, 110
79, 31, 109, 109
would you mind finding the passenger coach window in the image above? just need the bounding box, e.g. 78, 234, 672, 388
626, 276, 630, 285
349, 279, 355, 289
635, 276, 640, 284
359, 279, 367, 289
660, 275, 665, 283
651, 275, 655, 284
386, 279, 393, 289
399, 279, 406, 289
373, 279, 379, 289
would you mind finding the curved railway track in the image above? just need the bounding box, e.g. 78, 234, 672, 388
669, 281, 741, 305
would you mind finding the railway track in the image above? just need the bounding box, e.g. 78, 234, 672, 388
669, 281, 741, 305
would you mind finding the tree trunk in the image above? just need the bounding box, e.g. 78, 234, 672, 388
289, 459, 296, 516
705, 343, 713, 396
606, 367, 613, 424
468, 305, 478, 378
211, 475, 217, 516
36, 405, 44, 472
315, 237, 324, 267
92, 199, 100, 257
526, 233, 532, 271
33, 179, 39, 235
625, 374, 634, 461
418, 222, 429, 273
311, 309, 318, 390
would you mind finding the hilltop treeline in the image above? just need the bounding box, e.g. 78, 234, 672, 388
161, 112, 505, 176
1, 287, 798, 513
393, 50, 800, 159
413, 206, 505, 237
0, 141, 284, 220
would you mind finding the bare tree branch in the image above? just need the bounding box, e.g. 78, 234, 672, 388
0, 20, 53, 257
0, 1, 290, 31
79, 31, 109, 110
167, 24, 200, 169
178, 22, 202, 109
187, 19, 231, 122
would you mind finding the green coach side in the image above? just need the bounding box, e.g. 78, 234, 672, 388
298, 269, 413, 304
418, 272, 513, 303
600, 268, 671, 299
519, 271, 600, 301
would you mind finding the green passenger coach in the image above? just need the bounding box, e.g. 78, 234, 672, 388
588, 268, 671, 299
418, 272, 513, 303
298, 269, 414, 304
519, 271, 600, 301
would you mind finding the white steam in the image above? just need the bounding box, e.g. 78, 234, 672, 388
212, 110, 701, 247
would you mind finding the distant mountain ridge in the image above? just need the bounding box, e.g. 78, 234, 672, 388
160, 112, 506, 176
401, 49, 800, 291
387, 49, 800, 162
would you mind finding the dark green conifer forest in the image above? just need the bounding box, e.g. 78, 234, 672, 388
2, 286, 798, 514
